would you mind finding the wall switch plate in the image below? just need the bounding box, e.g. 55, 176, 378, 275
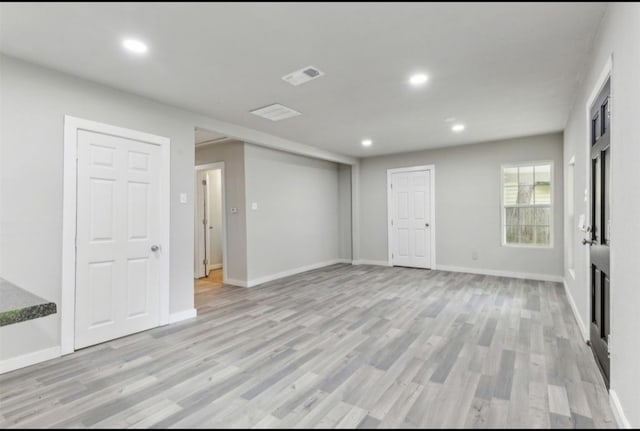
251, 202, 258, 210
231, 207, 238, 214
180, 193, 187, 204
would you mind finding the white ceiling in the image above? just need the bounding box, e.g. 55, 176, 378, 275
0, 2, 606, 157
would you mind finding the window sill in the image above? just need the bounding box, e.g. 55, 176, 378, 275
501, 243, 554, 249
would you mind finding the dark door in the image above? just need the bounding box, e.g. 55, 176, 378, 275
587, 78, 611, 388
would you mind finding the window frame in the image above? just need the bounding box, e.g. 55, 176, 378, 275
500, 160, 554, 249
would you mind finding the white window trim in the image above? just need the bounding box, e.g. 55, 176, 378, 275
500, 160, 554, 249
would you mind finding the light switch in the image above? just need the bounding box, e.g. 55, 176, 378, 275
231, 207, 238, 214
251, 202, 258, 210
180, 193, 187, 204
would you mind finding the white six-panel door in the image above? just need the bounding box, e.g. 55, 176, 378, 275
390, 169, 432, 269
75, 130, 162, 349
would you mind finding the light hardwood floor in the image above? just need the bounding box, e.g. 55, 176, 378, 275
0, 264, 616, 428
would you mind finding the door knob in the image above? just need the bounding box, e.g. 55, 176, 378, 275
425, 223, 430, 227
151, 244, 160, 252
582, 239, 594, 246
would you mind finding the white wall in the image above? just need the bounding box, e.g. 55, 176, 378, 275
0, 54, 199, 361
195, 141, 247, 283
244, 144, 342, 283
359, 133, 564, 278
563, 3, 640, 427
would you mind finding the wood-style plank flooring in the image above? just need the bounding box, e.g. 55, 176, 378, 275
0, 264, 616, 428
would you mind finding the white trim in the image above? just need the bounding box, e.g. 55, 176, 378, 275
62, 116, 171, 355
246, 259, 350, 288
436, 264, 563, 283
0, 346, 61, 375
352, 259, 392, 267
500, 160, 554, 248
168, 308, 197, 324
610, 390, 632, 429
224, 278, 249, 288
386, 165, 436, 269
563, 278, 589, 342
194, 162, 228, 284
207, 263, 223, 272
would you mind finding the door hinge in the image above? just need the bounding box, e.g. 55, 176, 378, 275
202, 179, 207, 186
392, 253, 394, 259
391, 219, 394, 226
202, 219, 207, 225
391, 183, 393, 189
203, 259, 208, 265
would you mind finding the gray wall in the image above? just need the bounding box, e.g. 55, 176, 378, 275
0, 54, 198, 360
359, 133, 564, 278
244, 144, 341, 282
563, 3, 640, 426
195, 141, 247, 282
338, 164, 353, 260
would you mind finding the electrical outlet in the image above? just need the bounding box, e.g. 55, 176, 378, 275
472, 250, 478, 260
231, 207, 238, 214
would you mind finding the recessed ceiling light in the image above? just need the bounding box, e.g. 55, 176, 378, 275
362, 139, 372, 147
122, 38, 148, 54
409, 73, 428, 86
451, 123, 466, 132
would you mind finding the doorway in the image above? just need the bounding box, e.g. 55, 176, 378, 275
387, 165, 436, 269
587, 77, 611, 388
194, 163, 226, 305
61, 116, 170, 354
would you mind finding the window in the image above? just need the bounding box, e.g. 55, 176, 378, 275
502, 162, 552, 246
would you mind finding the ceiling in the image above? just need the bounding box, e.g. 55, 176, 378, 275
0, 2, 606, 158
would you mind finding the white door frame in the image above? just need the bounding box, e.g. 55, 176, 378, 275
194, 162, 228, 283
61, 116, 171, 355
387, 165, 436, 268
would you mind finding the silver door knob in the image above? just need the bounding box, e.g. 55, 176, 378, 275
151, 244, 159, 252
582, 239, 594, 246
425, 223, 430, 227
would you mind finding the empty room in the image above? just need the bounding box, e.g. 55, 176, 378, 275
1, 2, 639, 429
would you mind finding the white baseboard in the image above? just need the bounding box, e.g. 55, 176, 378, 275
0, 346, 61, 375
246, 259, 351, 288
436, 264, 564, 283
352, 259, 391, 267
207, 263, 222, 272
610, 389, 632, 428
168, 308, 197, 324
563, 278, 589, 342
224, 278, 248, 287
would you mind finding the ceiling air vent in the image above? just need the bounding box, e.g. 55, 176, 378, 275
282, 65, 325, 86
250, 103, 301, 121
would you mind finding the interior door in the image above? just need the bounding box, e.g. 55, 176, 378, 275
587, 78, 611, 388
75, 130, 162, 349
391, 170, 431, 269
